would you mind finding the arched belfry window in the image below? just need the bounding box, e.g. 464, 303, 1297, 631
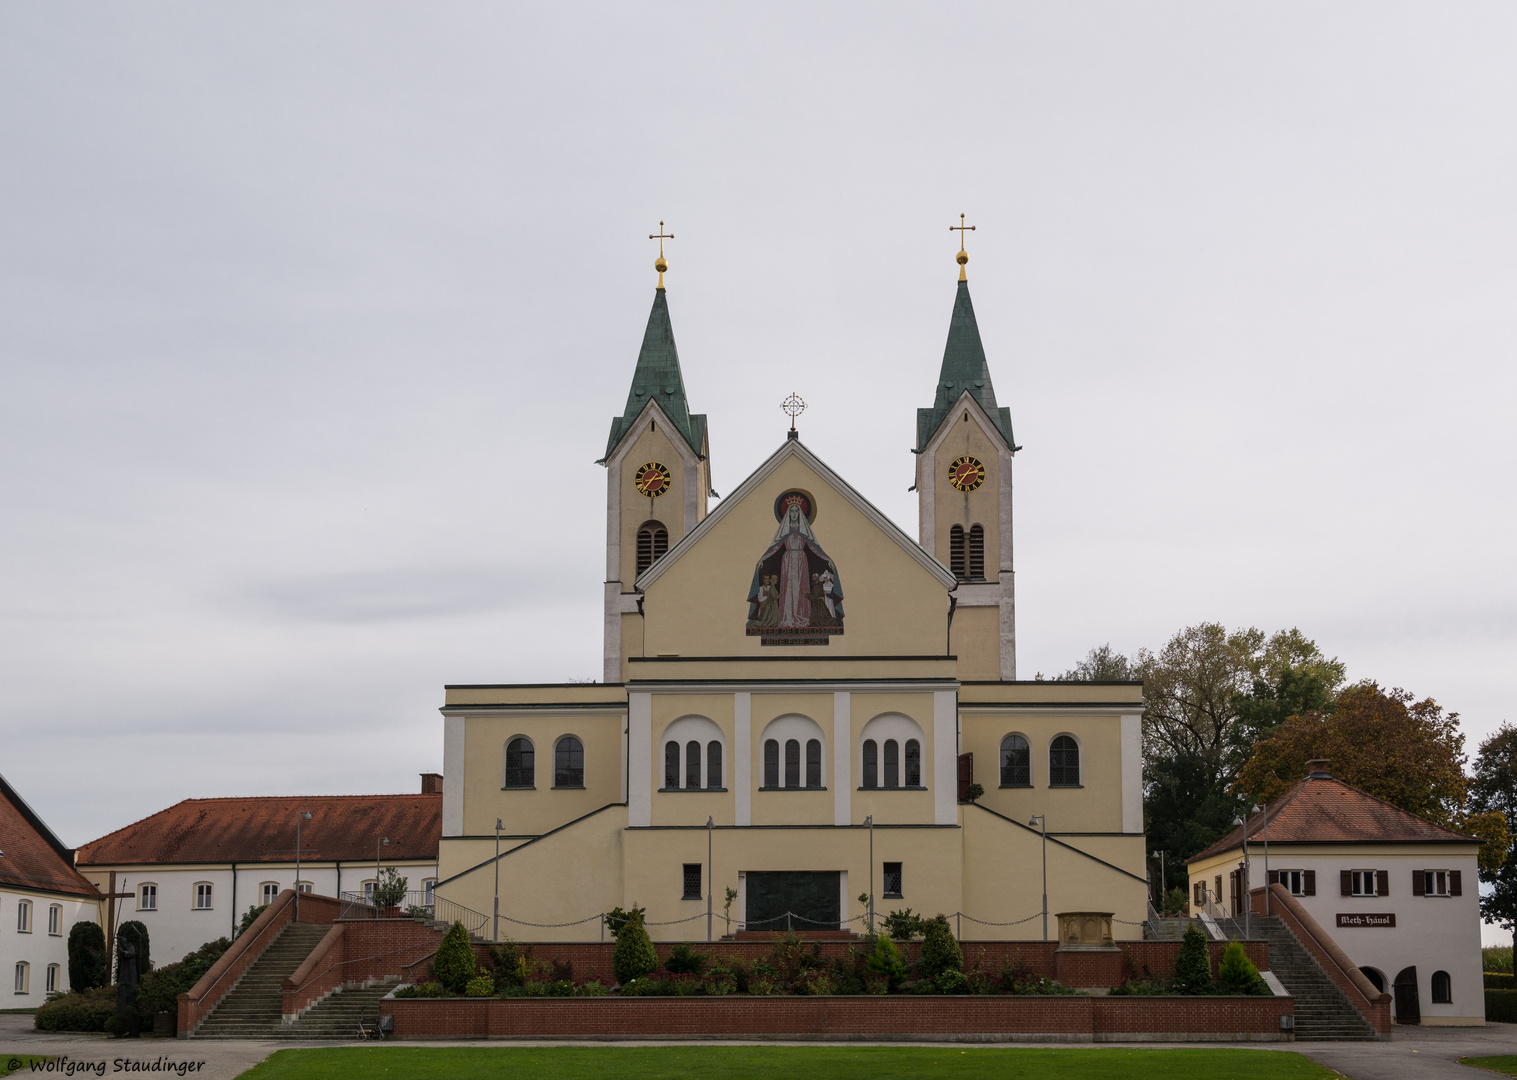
862, 740, 878, 789
636, 521, 669, 576
883, 739, 900, 788
685, 740, 702, 789
968, 525, 985, 579
949, 525, 966, 579
504, 738, 535, 789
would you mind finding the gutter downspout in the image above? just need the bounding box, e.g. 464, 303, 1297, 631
231, 862, 237, 939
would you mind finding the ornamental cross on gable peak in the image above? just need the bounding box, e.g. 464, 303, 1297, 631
781, 392, 806, 438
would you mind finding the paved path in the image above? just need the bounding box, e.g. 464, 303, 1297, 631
4, 1012, 1514, 1080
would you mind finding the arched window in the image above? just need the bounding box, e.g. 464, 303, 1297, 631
904, 739, 921, 787
16, 900, 31, 933
1360, 967, 1386, 993
862, 740, 878, 789
764, 739, 780, 788
806, 739, 823, 788
636, 522, 669, 576
685, 740, 702, 789
949, 525, 966, 579
706, 740, 723, 788
1431, 970, 1452, 1003
665, 741, 680, 789
883, 739, 900, 789
968, 524, 985, 579
555, 736, 584, 787
45, 964, 59, 993
1049, 736, 1080, 786
1000, 735, 1030, 786
505, 738, 535, 788
13, 962, 27, 994
784, 739, 801, 788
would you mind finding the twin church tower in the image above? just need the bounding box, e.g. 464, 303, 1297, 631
597, 227, 1020, 684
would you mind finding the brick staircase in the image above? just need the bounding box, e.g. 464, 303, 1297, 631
193, 923, 331, 1039
282, 978, 400, 1040
1223, 914, 1378, 1041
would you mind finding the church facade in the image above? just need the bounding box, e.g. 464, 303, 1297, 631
434, 253, 1148, 941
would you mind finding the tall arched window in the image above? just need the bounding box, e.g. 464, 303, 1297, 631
1049, 735, 1080, 786
505, 738, 535, 788
904, 739, 921, 787
784, 739, 801, 788
554, 736, 584, 787
949, 525, 966, 579
862, 740, 878, 789
685, 740, 702, 789
1431, 970, 1452, 1003
883, 739, 900, 789
1000, 735, 1030, 786
665, 741, 681, 789
636, 522, 669, 575
764, 739, 780, 788
706, 740, 723, 788
968, 524, 985, 579
805, 739, 823, 788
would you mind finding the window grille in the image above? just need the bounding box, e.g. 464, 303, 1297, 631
706, 741, 723, 789
1431, 970, 1452, 1004
682, 863, 702, 900
949, 525, 966, 579
968, 524, 985, 579
1000, 735, 1030, 785
1049, 736, 1080, 786
763, 739, 780, 788
195, 883, 213, 910
904, 740, 921, 787
784, 739, 801, 789
665, 742, 681, 789
636, 524, 669, 576
882, 862, 903, 899
505, 738, 535, 788
556, 736, 585, 787
805, 739, 822, 788
883, 740, 899, 789
862, 740, 878, 789
685, 740, 702, 789
139, 884, 157, 911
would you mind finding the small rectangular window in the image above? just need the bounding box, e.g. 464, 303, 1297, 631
297, 881, 314, 894
1423, 870, 1450, 896
195, 883, 214, 910
1281, 870, 1304, 896
261, 883, 279, 905
882, 862, 903, 899
423, 879, 437, 905
14, 962, 27, 994
48, 905, 61, 936
139, 884, 157, 911
46, 964, 59, 993
1350, 870, 1378, 896
682, 863, 702, 900
16, 901, 31, 933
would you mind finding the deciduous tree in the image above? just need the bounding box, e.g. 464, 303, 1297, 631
1471, 722, 1517, 932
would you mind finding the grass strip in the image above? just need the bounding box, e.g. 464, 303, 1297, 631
1461, 1057, 1517, 1077
1, 1058, 53, 1078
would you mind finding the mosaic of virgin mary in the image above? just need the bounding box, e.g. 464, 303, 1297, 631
746, 490, 844, 644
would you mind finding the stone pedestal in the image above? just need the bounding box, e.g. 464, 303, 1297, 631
1052, 911, 1120, 988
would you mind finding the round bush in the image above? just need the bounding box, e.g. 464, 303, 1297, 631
464, 975, 495, 998
433, 922, 478, 994
917, 915, 963, 980
612, 911, 657, 986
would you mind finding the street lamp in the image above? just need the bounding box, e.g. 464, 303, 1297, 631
1029, 815, 1048, 942
1256, 802, 1270, 917
864, 815, 874, 935
1150, 849, 1166, 901
706, 816, 714, 943
294, 811, 311, 922
375, 837, 390, 919
494, 818, 503, 944
1233, 815, 1251, 938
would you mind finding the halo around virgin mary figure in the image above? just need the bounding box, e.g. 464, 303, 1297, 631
746, 491, 844, 643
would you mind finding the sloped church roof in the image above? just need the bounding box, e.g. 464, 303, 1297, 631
602, 287, 707, 462
916, 279, 1017, 452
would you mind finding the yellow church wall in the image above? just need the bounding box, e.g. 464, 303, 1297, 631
650, 693, 736, 828
929, 410, 1004, 574
445, 685, 630, 707
627, 657, 957, 681
958, 683, 1143, 705
640, 456, 948, 659
959, 711, 1126, 833
950, 606, 1001, 681
619, 421, 690, 587
850, 692, 937, 825
460, 713, 624, 838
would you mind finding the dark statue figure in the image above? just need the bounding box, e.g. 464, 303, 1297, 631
115, 938, 141, 1037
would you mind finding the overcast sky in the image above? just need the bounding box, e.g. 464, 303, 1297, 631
1, 2, 1512, 938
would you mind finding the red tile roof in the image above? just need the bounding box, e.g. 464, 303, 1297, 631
1188, 773, 1478, 865
0, 773, 101, 899
75, 794, 441, 867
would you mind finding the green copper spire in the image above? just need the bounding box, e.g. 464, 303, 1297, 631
915, 278, 1016, 452
602, 287, 707, 461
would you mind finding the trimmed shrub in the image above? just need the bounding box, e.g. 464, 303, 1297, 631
372, 868, 408, 909
576, 980, 609, 997
917, 915, 963, 980
1486, 989, 1517, 1024
747, 973, 777, 996
791, 969, 835, 996
882, 909, 925, 941
934, 969, 969, 994
663, 942, 708, 975
612, 911, 657, 986
433, 922, 477, 994
67, 922, 107, 991
1217, 939, 1266, 994
1486, 972, 1517, 990
34, 986, 116, 1032
1172, 923, 1213, 995
489, 940, 524, 986
464, 975, 495, 997
117, 920, 151, 975
604, 905, 646, 939
393, 981, 447, 998
864, 933, 907, 990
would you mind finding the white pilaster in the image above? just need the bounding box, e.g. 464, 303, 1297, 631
734, 692, 752, 827
933, 691, 958, 825
998, 444, 1016, 679
833, 692, 851, 826
604, 457, 623, 684
1121, 712, 1143, 834
442, 716, 465, 837
628, 693, 652, 827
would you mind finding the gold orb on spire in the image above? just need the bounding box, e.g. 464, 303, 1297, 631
649, 220, 674, 288
957, 250, 969, 267
950, 213, 975, 281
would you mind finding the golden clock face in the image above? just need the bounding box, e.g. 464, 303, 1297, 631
948, 456, 986, 492
634, 462, 672, 498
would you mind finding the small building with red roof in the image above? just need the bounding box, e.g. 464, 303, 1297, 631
1, 772, 104, 999
1187, 760, 1484, 1026
74, 775, 442, 965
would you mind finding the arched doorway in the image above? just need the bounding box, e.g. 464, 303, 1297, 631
1393, 966, 1420, 1025
1359, 967, 1385, 993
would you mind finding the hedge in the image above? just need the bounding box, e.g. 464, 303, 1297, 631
34, 986, 116, 1032
1485, 972, 1516, 990
1487, 989, 1517, 1024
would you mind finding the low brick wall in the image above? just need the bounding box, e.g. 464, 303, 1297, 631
283, 919, 447, 1020
382, 994, 1293, 1042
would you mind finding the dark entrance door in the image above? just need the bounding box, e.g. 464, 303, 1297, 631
746, 871, 840, 932
1393, 966, 1420, 1024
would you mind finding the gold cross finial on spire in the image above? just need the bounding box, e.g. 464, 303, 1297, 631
649, 221, 674, 289
950, 213, 975, 281
781, 392, 807, 437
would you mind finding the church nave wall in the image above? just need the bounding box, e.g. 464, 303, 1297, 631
460, 711, 626, 838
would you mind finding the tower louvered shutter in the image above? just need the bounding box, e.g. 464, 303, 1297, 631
968, 524, 985, 579
949, 525, 966, 579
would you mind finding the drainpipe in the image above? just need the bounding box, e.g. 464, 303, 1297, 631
231, 862, 237, 939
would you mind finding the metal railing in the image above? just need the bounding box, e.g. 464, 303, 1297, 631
338, 890, 491, 936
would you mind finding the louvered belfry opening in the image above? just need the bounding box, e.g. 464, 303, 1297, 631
636, 522, 669, 575
968, 524, 985, 579
949, 525, 966, 579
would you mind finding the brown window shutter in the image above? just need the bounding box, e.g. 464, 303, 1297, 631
1340, 870, 1352, 896
1449, 870, 1462, 896
1303, 870, 1316, 896
1412, 870, 1425, 896
1376, 869, 1388, 896
957, 753, 973, 803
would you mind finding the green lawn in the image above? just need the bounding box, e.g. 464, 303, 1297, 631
1, 1058, 52, 1078
237, 1046, 1338, 1080
1463, 1057, 1517, 1077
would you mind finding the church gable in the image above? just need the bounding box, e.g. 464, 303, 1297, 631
638, 441, 954, 658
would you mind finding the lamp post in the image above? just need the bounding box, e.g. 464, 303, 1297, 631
294, 811, 311, 923
1256, 802, 1269, 917
1150, 849, 1166, 901
494, 818, 503, 944
864, 814, 874, 935
1029, 815, 1048, 942
706, 816, 714, 943
375, 837, 390, 919
1233, 814, 1250, 938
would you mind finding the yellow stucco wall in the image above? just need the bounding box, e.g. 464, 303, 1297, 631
927, 409, 1005, 575
951, 606, 1000, 681
618, 421, 699, 587
462, 712, 625, 837
960, 711, 1127, 833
